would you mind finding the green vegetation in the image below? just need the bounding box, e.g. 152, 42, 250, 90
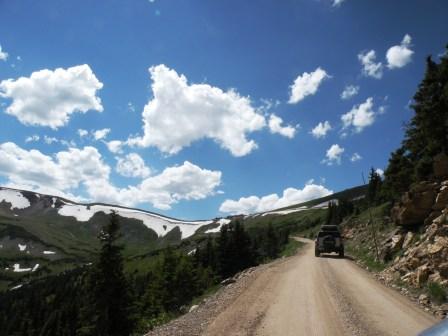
280, 238, 304, 257
382, 48, 448, 200
0, 215, 297, 335
426, 282, 447, 305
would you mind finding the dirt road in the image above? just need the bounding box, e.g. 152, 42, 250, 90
203, 238, 437, 336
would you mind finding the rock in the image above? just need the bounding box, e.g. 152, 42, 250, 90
405, 257, 420, 270
189, 304, 199, 313
425, 211, 442, 226
416, 265, 430, 286
403, 231, 414, 249
434, 188, 448, 211
439, 262, 448, 278
433, 153, 448, 179
429, 271, 443, 283
428, 236, 448, 254
392, 184, 436, 226
391, 234, 405, 250
220, 278, 236, 285
419, 293, 430, 305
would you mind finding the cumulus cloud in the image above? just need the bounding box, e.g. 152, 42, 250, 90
127, 64, 266, 157
340, 85, 359, 100
358, 50, 383, 79
86, 161, 221, 210
350, 153, 362, 162
219, 183, 333, 215
93, 128, 110, 140
0, 45, 8, 61
311, 121, 332, 139
0, 143, 109, 191
116, 153, 151, 178
288, 67, 329, 104
0, 65, 103, 128
386, 34, 414, 69
25, 135, 40, 143
323, 144, 344, 165
44, 136, 59, 145
268, 114, 296, 139
78, 129, 88, 138
0, 142, 221, 210
106, 140, 124, 154
341, 97, 378, 133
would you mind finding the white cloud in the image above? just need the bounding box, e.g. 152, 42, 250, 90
332, 0, 346, 7
93, 128, 110, 140
288, 67, 329, 104
311, 121, 332, 139
0, 45, 8, 61
116, 153, 151, 178
350, 153, 362, 162
219, 183, 333, 215
341, 97, 377, 133
0, 65, 103, 128
0, 143, 109, 191
78, 129, 88, 138
358, 50, 383, 79
127, 64, 266, 157
106, 140, 124, 154
268, 114, 296, 139
43, 136, 59, 145
25, 135, 40, 143
340, 85, 359, 100
386, 34, 414, 69
375, 168, 384, 178
323, 144, 344, 165
87, 161, 221, 210
0, 142, 221, 210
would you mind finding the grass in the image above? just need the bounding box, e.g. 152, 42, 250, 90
345, 244, 387, 272
280, 238, 305, 257
427, 282, 447, 305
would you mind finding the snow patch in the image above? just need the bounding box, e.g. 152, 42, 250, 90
18, 244, 27, 251
261, 206, 308, 216
32, 264, 39, 272
58, 204, 213, 239
188, 248, 197, 256
12, 263, 32, 272
311, 199, 338, 209
205, 218, 231, 234
43, 250, 56, 255
0, 189, 30, 210
10, 284, 23, 290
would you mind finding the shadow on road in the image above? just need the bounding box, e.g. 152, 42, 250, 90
317, 254, 354, 261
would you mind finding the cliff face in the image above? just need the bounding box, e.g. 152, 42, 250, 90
380, 180, 448, 289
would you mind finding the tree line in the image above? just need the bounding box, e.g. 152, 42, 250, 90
0, 214, 292, 335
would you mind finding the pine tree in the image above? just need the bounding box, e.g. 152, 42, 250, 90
87, 211, 135, 336
367, 167, 383, 205
383, 47, 448, 198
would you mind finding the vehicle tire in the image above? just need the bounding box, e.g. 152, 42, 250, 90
315, 249, 320, 257
339, 249, 344, 258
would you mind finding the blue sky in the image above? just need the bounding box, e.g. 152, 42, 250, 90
0, 0, 447, 219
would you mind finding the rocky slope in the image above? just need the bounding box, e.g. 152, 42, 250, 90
342, 157, 448, 319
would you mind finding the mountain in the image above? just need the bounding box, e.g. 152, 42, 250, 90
0, 184, 367, 290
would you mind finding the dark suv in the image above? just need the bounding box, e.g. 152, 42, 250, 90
315, 225, 344, 258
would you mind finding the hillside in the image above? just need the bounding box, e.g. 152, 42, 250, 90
0, 184, 367, 291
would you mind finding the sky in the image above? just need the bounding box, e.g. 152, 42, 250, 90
0, 0, 447, 220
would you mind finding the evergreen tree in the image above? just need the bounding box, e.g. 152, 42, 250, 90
383, 48, 448, 198
367, 167, 383, 205
87, 211, 135, 336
